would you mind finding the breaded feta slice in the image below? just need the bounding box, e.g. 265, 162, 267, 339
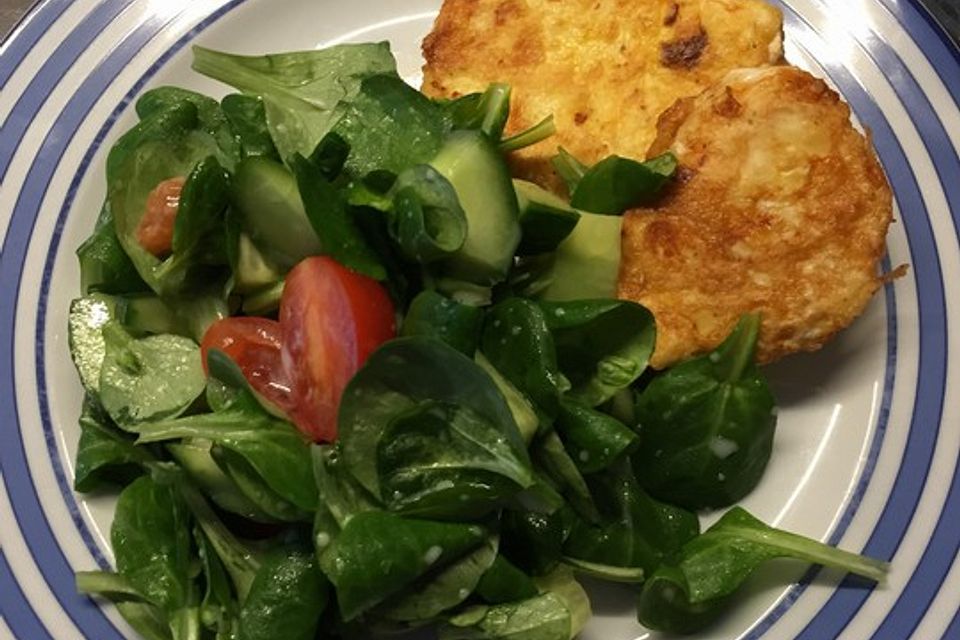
619, 66, 900, 368
422, 0, 784, 193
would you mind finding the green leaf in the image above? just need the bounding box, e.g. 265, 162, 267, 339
532, 432, 599, 524
389, 164, 468, 264
540, 299, 655, 407
135, 86, 240, 167
178, 481, 262, 602
377, 400, 535, 519
338, 337, 526, 500
150, 156, 232, 296
442, 83, 513, 140
311, 444, 380, 529
76, 571, 185, 640
686, 507, 887, 602
440, 592, 572, 640
238, 547, 328, 640
76, 204, 151, 295
212, 445, 311, 522
554, 398, 638, 474
499, 115, 556, 153
136, 407, 317, 513
474, 555, 539, 604
168, 439, 275, 523
562, 459, 698, 581
108, 102, 224, 297
117, 602, 175, 640
170, 157, 230, 259
331, 74, 451, 178
194, 526, 236, 636
475, 352, 540, 445
533, 567, 592, 638
636, 507, 889, 634
377, 535, 499, 622
74, 395, 153, 492
633, 314, 778, 509
68, 295, 119, 394
481, 298, 563, 421
401, 290, 483, 356
111, 475, 195, 613
191, 43, 398, 163
221, 93, 281, 161
290, 153, 386, 280
98, 322, 205, 429
107, 100, 205, 183
318, 511, 488, 620
500, 507, 571, 577
308, 131, 351, 179
569, 152, 676, 215
138, 358, 316, 514
550, 148, 588, 195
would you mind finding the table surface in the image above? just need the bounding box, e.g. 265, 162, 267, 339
2, 0, 959, 45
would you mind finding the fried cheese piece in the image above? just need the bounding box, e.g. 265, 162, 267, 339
619, 66, 898, 368
422, 0, 784, 193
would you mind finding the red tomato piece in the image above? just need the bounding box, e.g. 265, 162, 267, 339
280, 256, 396, 442
136, 176, 186, 257
200, 317, 295, 415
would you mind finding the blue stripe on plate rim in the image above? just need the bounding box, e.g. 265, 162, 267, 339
0, 3, 249, 638
0, 0, 140, 183
789, 1, 960, 637
0, 2, 948, 636
0, 0, 71, 90
3, 0, 952, 636
0, 0, 955, 637
0, 550, 50, 640
780, 1, 958, 637
0, 5, 215, 640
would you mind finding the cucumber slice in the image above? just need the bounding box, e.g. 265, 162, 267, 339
234, 232, 282, 293
539, 211, 622, 301
120, 295, 184, 336
514, 179, 580, 255
232, 157, 322, 270
430, 131, 521, 285
120, 293, 226, 342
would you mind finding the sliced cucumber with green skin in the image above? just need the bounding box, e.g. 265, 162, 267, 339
514, 179, 581, 255
539, 211, 622, 301
120, 291, 226, 342
430, 131, 521, 286
119, 295, 185, 336
234, 232, 283, 293
232, 157, 322, 270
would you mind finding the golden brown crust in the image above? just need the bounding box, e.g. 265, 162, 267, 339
422, 0, 785, 194
618, 67, 896, 368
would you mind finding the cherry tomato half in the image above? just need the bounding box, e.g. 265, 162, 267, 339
200, 317, 295, 415
136, 176, 186, 257
280, 256, 396, 442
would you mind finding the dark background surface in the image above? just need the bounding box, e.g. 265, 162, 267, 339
925, 0, 960, 43
2, 0, 959, 45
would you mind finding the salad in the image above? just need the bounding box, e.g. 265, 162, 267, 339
67, 41, 887, 640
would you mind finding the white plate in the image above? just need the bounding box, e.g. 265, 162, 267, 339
1, 1, 958, 638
